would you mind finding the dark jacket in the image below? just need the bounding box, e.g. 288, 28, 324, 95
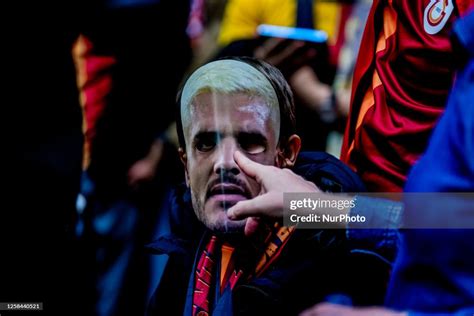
146, 152, 390, 315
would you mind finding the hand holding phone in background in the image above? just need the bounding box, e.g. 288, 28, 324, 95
253, 25, 337, 122
254, 24, 329, 77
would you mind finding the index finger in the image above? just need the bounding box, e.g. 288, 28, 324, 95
234, 151, 272, 181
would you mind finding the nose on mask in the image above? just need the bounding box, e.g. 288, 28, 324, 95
214, 144, 239, 170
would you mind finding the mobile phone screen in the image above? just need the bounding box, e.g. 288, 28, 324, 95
256, 24, 328, 43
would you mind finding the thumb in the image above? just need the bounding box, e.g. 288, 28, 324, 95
227, 196, 265, 220
244, 217, 261, 237
227, 193, 280, 220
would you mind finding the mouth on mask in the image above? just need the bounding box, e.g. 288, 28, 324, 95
206, 177, 251, 207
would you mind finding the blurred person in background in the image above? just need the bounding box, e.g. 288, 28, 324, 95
340, 0, 473, 192
72, 0, 191, 315
4, 1, 90, 315
215, 0, 369, 153
302, 8, 474, 315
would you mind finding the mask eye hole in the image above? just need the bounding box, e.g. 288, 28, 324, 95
195, 133, 217, 152
239, 134, 266, 154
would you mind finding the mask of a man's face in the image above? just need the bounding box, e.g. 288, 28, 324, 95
181, 92, 280, 233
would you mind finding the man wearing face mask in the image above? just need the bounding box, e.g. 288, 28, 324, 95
146, 57, 389, 316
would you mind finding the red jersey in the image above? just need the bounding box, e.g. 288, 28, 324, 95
341, 0, 465, 192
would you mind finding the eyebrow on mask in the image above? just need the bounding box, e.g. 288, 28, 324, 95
192, 131, 219, 144
192, 130, 268, 144
236, 131, 268, 145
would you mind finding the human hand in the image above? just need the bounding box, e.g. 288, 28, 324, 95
254, 37, 316, 77
227, 151, 319, 224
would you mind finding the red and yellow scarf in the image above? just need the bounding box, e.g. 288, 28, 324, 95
192, 223, 295, 316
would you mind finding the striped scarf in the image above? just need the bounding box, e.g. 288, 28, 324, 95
192, 224, 295, 316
